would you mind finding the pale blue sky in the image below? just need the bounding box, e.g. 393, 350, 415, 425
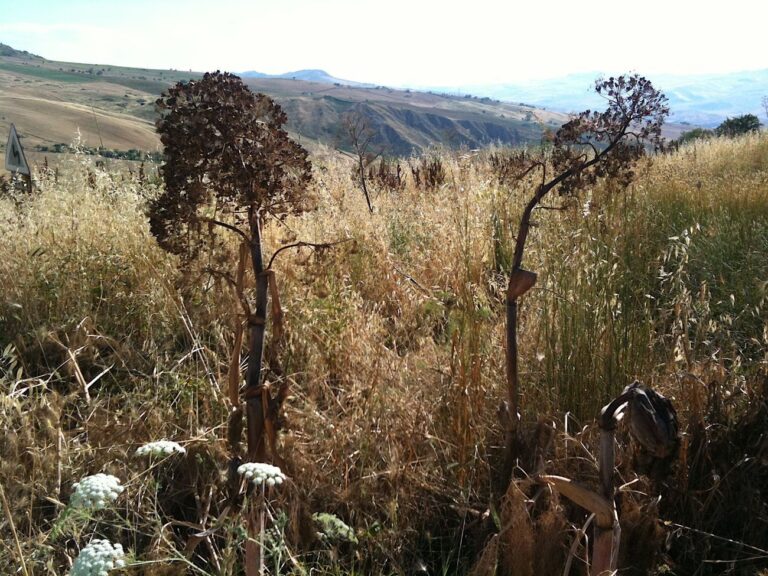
1, 0, 766, 86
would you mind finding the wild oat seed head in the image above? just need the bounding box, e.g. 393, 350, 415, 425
70, 474, 124, 510
70, 539, 125, 576
237, 462, 286, 487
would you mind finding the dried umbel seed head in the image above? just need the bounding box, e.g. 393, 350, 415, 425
237, 462, 286, 488
134, 440, 186, 458
70, 539, 125, 576
551, 74, 668, 197
70, 474, 124, 510
150, 71, 313, 261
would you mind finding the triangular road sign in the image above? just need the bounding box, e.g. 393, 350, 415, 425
5, 123, 30, 176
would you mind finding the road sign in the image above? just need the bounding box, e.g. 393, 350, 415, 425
5, 123, 30, 175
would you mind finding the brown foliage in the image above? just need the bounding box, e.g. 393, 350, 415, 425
368, 158, 406, 192
410, 155, 446, 190
550, 75, 668, 196
489, 150, 534, 187
149, 71, 312, 260
659, 373, 768, 575
494, 480, 569, 576
500, 483, 535, 576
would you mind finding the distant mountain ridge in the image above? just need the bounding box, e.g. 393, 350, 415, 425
240, 69, 374, 88
425, 69, 768, 127
0, 42, 40, 60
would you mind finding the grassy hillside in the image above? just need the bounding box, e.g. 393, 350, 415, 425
0, 49, 197, 154
243, 77, 565, 154
1, 133, 766, 575
0, 46, 569, 158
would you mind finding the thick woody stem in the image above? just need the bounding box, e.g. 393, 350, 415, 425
246, 213, 269, 462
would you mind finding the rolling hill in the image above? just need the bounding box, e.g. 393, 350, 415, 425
0, 43, 692, 164
241, 77, 569, 154
0, 43, 568, 159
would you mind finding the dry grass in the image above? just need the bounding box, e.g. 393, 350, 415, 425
1, 133, 767, 575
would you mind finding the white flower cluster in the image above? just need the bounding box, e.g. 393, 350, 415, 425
70, 539, 125, 576
313, 512, 358, 544
237, 462, 286, 487
70, 474, 124, 510
134, 440, 186, 457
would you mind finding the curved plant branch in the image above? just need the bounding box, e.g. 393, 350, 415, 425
500, 74, 668, 489
538, 381, 678, 575
266, 238, 351, 270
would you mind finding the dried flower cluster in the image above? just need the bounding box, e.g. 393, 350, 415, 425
149, 71, 312, 261
551, 74, 668, 195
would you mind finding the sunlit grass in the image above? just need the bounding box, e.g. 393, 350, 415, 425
1, 133, 766, 574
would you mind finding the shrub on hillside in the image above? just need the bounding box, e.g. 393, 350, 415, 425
716, 113, 761, 137
674, 127, 715, 146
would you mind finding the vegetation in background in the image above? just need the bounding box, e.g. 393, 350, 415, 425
338, 107, 382, 212
715, 113, 762, 137
673, 127, 715, 146
1, 127, 767, 575
34, 143, 163, 163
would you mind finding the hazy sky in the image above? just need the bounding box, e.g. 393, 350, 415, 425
2, 0, 766, 86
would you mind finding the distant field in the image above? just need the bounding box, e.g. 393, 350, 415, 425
0, 93, 160, 151
0, 61, 92, 83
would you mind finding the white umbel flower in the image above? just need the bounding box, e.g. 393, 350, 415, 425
237, 462, 286, 488
134, 440, 186, 457
70, 474, 124, 510
70, 539, 125, 576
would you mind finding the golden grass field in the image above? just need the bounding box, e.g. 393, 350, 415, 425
1, 133, 767, 575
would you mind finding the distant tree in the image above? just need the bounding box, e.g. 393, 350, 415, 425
715, 114, 761, 137
338, 107, 381, 212
674, 127, 714, 146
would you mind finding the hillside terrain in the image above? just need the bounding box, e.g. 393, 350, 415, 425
242, 77, 567, 154
0, 43, 569, 158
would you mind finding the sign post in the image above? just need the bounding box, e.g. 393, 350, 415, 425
5, 123, 32, 191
